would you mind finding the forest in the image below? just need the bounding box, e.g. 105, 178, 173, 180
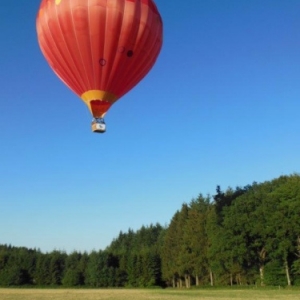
0, 174, 300, 288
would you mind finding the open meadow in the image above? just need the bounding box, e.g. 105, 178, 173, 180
0, 288, 300, 300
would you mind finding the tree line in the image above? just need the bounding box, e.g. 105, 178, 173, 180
1, 174, 300, 287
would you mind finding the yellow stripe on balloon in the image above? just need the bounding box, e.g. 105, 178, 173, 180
55, 0, 62, 5
39, 8, 44, 18
81, 90, 118, 104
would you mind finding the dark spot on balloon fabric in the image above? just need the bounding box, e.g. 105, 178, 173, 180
99, 59, 106, 66
127, 50, 134, 57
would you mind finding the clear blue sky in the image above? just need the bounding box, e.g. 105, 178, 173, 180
0, 0, 299, 253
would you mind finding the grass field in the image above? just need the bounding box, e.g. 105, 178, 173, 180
0, 288, 300, 300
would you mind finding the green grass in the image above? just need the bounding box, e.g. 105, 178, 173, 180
0, 288, 299, 300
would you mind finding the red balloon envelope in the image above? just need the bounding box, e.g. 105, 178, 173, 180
36, 0, 163, 131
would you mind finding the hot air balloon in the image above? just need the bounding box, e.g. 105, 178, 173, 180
36, 0, 163, 133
